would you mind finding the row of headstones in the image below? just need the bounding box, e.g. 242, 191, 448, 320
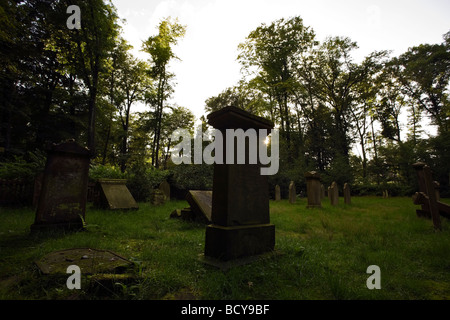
274, 176, 351, 207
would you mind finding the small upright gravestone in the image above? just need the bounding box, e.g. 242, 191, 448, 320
204, 106, 275, 261
159, 181, 170, 201
305, 171, 321, 208
31, 140, 90, 232
344, 183, 351, 205
289, 181, 296, 204
275, 185, 281, 201
330, 181, 339, 206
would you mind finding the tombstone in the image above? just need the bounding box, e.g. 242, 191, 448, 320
94, 179, 139, 210
344, 183, 351, 205
159, 180, 170, 201
330, 181, 339, 206
150, 188, 166, 206
305, 171, 321, 208
32, 173, 44, 209
204, 106, 275, 261
412, 162, 450, 229
320, 184, 325, 200
433, 181, 440, 201
289, 181, 296, 204
275, 185, 281, 201
185, 190, 212, 223
31, 140, 90, 232
382, 190, 389, 198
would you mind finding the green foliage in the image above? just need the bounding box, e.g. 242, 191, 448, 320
88, 164, 128, 181
0, 150, 46, 180
169, 163, 213, 192
126, 164, 171, 202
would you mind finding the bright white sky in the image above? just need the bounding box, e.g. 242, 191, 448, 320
112, 0, 450, 123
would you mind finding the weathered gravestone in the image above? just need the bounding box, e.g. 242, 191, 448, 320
344, 183, 351, 205
150, 189, 166, 205
289, 181, 296, 204
94, 179, 138, 210
204, 106, 275, 261
159, 180, 171, 201
305, 171, 321, 208
31, 140, 90, 232
185, 190, 212, 223
330, 181, 339, 206
275, 185, 281, 201
412, 162, 450, 230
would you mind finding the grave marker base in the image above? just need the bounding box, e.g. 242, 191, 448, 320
204, 223, 275, 261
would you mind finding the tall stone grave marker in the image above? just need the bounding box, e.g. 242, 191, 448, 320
320, 184, 325, 200
31, 140, 90, 232
289, 181, 296, 204
305, 171, 321, 208
344, 183, 351, 204
159, 180, 171, 201
275, 185, 281, 201
204, 106, 275, 261
330, 181, 339, 206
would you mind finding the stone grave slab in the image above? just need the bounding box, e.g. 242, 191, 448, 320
94, 179, 138, 210
185, 190, 212, 223
35, 248, 134, 275
159, 181, 171, 200
305, 171, 321, 208
31, 140, 90, 232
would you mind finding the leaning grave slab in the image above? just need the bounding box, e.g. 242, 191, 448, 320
204, 106, 275, 263
94, 179, 138, 210
185, 190, 212, 223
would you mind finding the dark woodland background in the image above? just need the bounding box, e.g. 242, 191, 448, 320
1, 0, 449, 202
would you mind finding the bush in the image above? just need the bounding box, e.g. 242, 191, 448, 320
127, 165, 171, 202
89, 164, 128, 181
0, 150, 46, 181
168, 163, 213, 198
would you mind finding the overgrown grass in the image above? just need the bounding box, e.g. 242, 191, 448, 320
0, 197, 449, 300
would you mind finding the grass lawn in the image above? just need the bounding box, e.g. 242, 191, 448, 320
0, 196, 449, 300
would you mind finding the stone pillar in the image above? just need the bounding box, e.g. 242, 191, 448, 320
275, 185, 281, 201
31, 140, 90, 232
344, 183, 351, 205
320, 184, 325, 200
289, 181, 296, 204
204, 106, 275, 261
330, 181, 339, 206
305, 171, 321, 208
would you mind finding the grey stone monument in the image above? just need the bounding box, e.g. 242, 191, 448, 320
95, 179, 139, 210
330, 181, 339, 206
204, 106, 275, 261
289, 181, 296, 204
275, 185, 281, 201
31, 140, 90, 232
344, 183, 351, 205
305, 171, 321, 208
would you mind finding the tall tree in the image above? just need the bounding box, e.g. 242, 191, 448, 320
142, 17, 186, 168
237, 16, 316, 150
